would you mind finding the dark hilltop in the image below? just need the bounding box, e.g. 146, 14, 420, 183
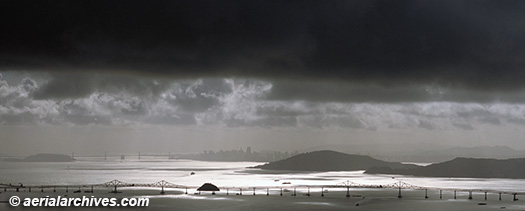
254, 150, 417, 171
366, 157, 525, 179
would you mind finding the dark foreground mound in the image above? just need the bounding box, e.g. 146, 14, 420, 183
5, 153, 76, 162
255, 150, 416, 171
366, 157, 525, 179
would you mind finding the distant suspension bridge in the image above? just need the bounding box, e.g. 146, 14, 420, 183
1, 179, 523, 202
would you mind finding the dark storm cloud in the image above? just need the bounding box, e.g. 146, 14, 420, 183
168, 79, 232, 113
2, 0, 525, 93
418, 120, 436, 130
34, 75, 94, 99
33, 74, 171, 100
266, 80, 525, 103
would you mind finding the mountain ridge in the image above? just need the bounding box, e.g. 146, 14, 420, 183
254, 150, 417, 171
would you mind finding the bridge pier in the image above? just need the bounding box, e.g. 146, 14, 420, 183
321, 187, 324, 197
185, 188, 188, 194
41, 186, 44, 192
468, 191, 472, 200
454, 190, 456, 199
513, 193, 518, 201
293, 188, 296, 197
66, 187, 68, 193
425, 189, 428, 199
226, 189, 229, 195
499, 193, 501, 201
239, 188, 242, 195
266, 188, 269, 196
29, 187, 31, 192
54, 187, 56, 192
346, 187, 350, 198
280, 188, 282, 196
307, 187, 310, 197
253, 188, 256, 196
484, 192, 487, 200
398, 187, 402, 198
91, 186, 93, 193
160, 186, 165, 194
439, 190, 442, 199
16, 188, 19, 192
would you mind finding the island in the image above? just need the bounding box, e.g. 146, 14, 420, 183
253, 150, 417, 171
365, 157, 525, 179
4, 153, 76, 162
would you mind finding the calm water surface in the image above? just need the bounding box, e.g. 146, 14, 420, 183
0, 157, 523, 193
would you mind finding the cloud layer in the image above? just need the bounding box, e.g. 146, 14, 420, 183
1, 0, 525, 93
2, 74, 525, 133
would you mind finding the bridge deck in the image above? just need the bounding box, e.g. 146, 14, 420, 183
2, 180, 523, 196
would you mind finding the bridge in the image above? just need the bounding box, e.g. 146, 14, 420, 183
1, 179, 523, 202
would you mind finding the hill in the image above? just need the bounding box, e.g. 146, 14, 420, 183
300, 144, 525, 163
397, 146, 525, 163
254, 150, 417, 171
366, 157, 525, 179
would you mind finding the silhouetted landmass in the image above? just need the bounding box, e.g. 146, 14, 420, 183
4, 154, 75, 162
366, 157, 525, 179
392, 146, 525, 163
254, 150, 417, 171
300, 144, 525, 163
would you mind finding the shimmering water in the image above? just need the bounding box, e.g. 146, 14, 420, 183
1, 157, 524, 193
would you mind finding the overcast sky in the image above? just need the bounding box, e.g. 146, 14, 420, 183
1, 0, 525, 155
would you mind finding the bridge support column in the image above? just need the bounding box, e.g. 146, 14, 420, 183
267, 188, 269, 196
239, 188, 242, 195
425, 189, 428, 199
41, 187, 44, 192
454, 190, 456, 199
160, 186, 165, 194
346, 187, 350, 198
307, 187, 310, 197
54, 187, 56, 192
253, 188, 256, 196
293, 188, 296, 197
321, 187, 324, 197
3, 188, 6, 192
226, 189, 229, 195
513, 193, 518, 201
66, 187, 68, 193
440, 190, 442, 199
468, 191, 472, 200
91, 186, 93, 193
484, 192, 487, 200
499, 193, 501, 201
398, 187, 402, 199
16, 188, 19, 192
280, 188, 282, 196
185, 188, 188, 194
113, 186, 117, 194
29, 187, 31, 192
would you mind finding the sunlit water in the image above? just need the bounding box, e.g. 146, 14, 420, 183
1, 157, 524, 193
